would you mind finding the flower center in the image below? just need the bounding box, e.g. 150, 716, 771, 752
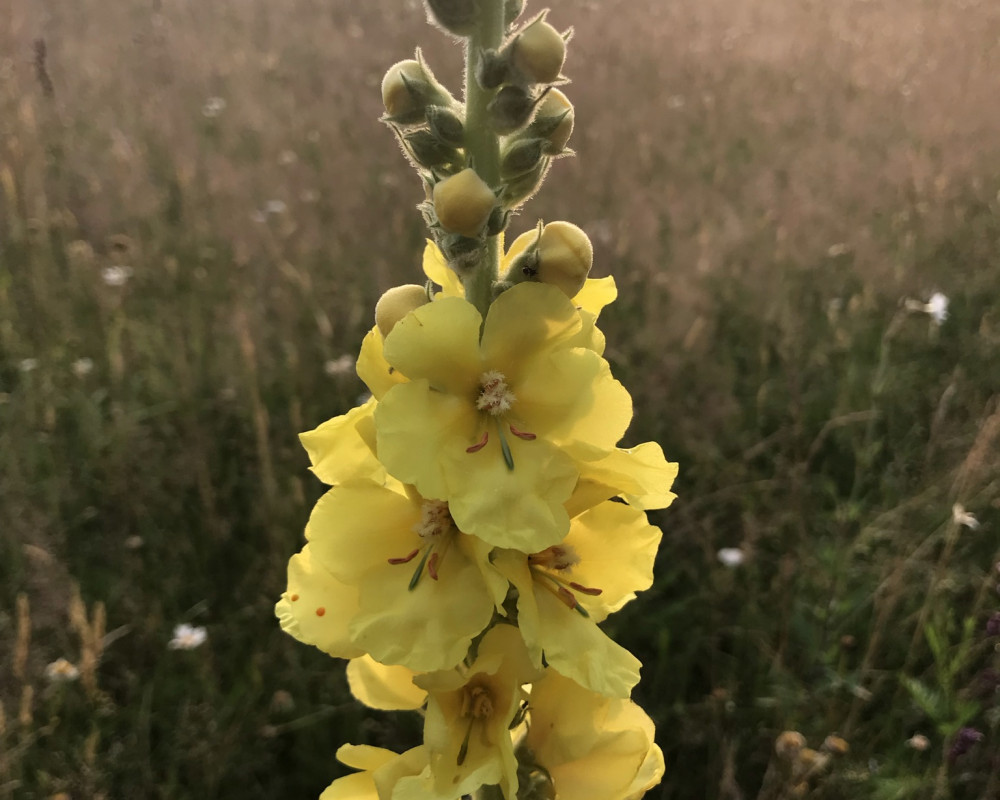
528, 543, 602, 618
387, 500, 458, 588
476, 370, 516, 416
457, 680, 496, 765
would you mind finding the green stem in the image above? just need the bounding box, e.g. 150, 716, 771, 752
462, 0, 505, 320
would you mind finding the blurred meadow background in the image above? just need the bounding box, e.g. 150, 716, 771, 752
2, 0, 1000, 797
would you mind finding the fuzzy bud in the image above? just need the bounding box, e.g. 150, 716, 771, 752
500, 138, 546, 180
425, 106, 466, 148
499, 156, 549, 209
404, 129, 462, 170
476, 49, 510, 91
375, 285, 430, 338
433, 168, 496, 237
423, 0, 479, 36
488, 85, 536, 134
512, 16, 567, 85
504, 0, 525, 26
381, 55, 455, 125
529, 88, 575, 154
504, 221, 592, 298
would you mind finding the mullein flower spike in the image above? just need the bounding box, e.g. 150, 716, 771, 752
278, 2, 677, 798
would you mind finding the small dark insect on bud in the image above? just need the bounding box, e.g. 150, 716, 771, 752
425, 106, 466, 148
488, 85, 536, 134
424, 0, 480, 37
500, 137, 545, 180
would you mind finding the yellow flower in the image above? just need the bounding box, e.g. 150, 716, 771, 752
299, 398, 386, 487
373, 283, 632, 551
493, 499, 661, 698
280, 480, 505, 672
320, 744, 428, 800
520, 671, 664, 800
346, 655, 426, 711
415, 625, 542, 799
573, 441, 680, 511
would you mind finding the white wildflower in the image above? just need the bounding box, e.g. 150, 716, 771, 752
168, 623, 208, 650
265, 199, 287, 215
101, 266, 133, 287
952, 503, 980, 530
72, 357, 94, 377
716, 547, 746, 568
906, 734, 930, 752
45, 658, 80, 683
202, 96, 227, 118
924, 292, 949, 324
19, 358, 38, 373
324, 354, 355, 376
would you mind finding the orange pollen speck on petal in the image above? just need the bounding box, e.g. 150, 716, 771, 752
315, 607, 326, 617
290, 594, 299, 602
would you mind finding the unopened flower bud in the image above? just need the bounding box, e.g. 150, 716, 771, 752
476, 49, 510, 91
504, 0, 525, 26
488, 85, 536, 134
424, 0, 479, 36
530, 88, 575, 154
499, 157, 549, 209
775, 731, 807, 761
512, 16, 567, 85
375, 285, 430, 338
404, 129, 462, 170
425, 105, 465, 148
500, 137, 545, 179
381, 55, 455, 125
519, 221, 592, 298
433, 168, 496, 237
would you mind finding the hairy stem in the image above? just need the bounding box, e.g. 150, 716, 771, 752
462, 0, 505, 319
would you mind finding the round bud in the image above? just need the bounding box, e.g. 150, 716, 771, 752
381, 60, 425, 119
500, 137, 545, 179
424, 0, 478, 36
432, 168, 496, 237
532, 88, 575, 153
488, 85, 536, 134
535, 221, 592, 297
513, 18, 566, 84
375, 285, 430, 338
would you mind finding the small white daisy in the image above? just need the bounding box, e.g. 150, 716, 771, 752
45, 658, 80, 683
72, 357, 94, 377
168, 623, 208, 650
716, 547, 746, 568
952, 503, 980, 530
101, 266, 134, 287
201, 96, 227, 118
924, 292, 949, 324
19, 358, 38, 373
324, 354, 355, 376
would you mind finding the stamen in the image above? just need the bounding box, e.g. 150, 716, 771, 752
508, 423, 536, 441
427, 551, 440, 581
408, 547, 433, 591
569, 581, 603, 596
496, 419, 514, 470
457, 715, 475, 766
388, 548, 420, 565
466, 430, 489, 453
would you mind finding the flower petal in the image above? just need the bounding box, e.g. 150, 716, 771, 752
357, 327, 407, 401
346, 656, 426, 711
382, 297, 482, 395
422, 241, 464, 298
572, 275, 617, 316
299, 399, 385, 486
276, 547, 364, 659
575, 442, 679, 509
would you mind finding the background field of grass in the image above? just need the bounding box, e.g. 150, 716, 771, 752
2, 1, 1000, 798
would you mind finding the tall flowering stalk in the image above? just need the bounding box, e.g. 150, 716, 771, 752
277, 2, 678, 797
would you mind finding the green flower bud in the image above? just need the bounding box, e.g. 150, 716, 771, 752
512, 16, 567, 85
424, 0, 479, 36
504, 221, 592, 298
475, 49, 510, 91
529, 88, 574, 154
488, 85, 536, 134
381, 53, 455, 125
433, 168, 497, 237
500, 137, 545, 180
499, 156, 549, 209
404, 129, 463, 170
425, 105, 466, 148
375, 284, 430, 338
504, 0, 526, 26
